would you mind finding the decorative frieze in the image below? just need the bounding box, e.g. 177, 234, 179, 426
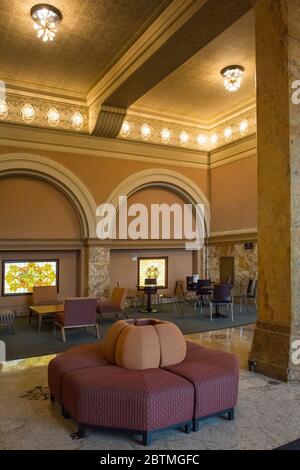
0, 92, 88, 133
118, 108, 257, 151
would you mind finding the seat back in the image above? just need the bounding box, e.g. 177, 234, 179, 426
196, 279, 211, 294
247, 279, 257, 297
213, 284, 231, 303
32, 286, 58, 305
186, 276, 194, 291
63, 297, 97, 326
110, 287, 128, 310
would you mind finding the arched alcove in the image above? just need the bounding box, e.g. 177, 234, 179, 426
0, 153, 97, 239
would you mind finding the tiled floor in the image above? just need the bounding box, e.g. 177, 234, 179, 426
1, 325, 300, 450
186, 324, 255, 369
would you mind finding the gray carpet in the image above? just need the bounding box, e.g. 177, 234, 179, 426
0, 303, 256, 360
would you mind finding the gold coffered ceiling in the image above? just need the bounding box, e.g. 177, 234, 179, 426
132, 11, 256, 127
0, 0, 172, 98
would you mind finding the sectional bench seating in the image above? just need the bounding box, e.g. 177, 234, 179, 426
48, 319, 239, 445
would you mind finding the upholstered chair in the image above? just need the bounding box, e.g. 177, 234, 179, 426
97, 287, 128, 322
54, 297, 99, 342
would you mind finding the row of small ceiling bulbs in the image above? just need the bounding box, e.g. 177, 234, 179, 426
121, 118, 250, 147
0, 100, 85, 129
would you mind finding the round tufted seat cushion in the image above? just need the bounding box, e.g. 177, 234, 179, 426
102, 318, 187, 370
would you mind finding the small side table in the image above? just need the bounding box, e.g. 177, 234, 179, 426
0, 309, 15, 334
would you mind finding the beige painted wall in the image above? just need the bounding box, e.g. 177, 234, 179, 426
0, 250, 79, 313
210, 155, 257, 232
0, 176, 82, 239
0, 145, 210, 206
110, 249, 193, 294
116, 187, 196, 239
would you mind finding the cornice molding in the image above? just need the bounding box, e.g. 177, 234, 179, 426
86, 0, 207, 106
0, 123, 209, 169
210, 134, 257, 168
209, 228, 257, 245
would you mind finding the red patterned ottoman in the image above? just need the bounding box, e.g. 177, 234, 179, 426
61, 365, 194, 445
164, 344, 239, 431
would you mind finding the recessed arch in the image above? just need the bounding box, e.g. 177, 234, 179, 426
0, 153, 97, 239
106, 168, 211, 236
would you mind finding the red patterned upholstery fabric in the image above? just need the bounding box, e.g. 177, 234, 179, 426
186, 341, 204, 352
163, 347, 239, 419
62, 365, 194, 431
48, 343, 110, 403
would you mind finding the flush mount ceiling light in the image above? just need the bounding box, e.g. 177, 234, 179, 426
30, 4, 62, 42
21, 103, 36, 123
71, 111, 85, 130
220, 65, 245, 92
179, 131, 189, 145
47, 107, 61, 126
140, 123, 151, 139
121, 119, 131, 136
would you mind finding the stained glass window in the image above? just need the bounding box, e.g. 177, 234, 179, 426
2, 260, 58, 296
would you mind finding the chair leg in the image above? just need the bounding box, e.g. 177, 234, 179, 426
142, 431, 152, 446
95, 323, 100, 339
61, 326, 66, 343
231, 304, 234, 322
240, 298, 243, 313
210, 304, 213, 323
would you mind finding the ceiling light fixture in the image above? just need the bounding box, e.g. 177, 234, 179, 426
221, 65, 245, 92
224, 126, 233, 141
71, 111, 85, 130
161, 127, 171, 143
239, 119, 249, 134
47, 107, 61, 126
0, 100, 8, 119
140, 123, 151, 139
30, 4, 62, 42
121, 119, 131, 136
197, 134, 207, 146
179, 131, 189, 145
21, 104, 36, 123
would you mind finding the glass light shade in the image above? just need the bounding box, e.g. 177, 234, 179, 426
31, 4, 62, 42
221, 65, 245, 92
47, 107, 60, 126
71, 111, 84, 130
121, 119, 131, 136
197, 134, 207, 146
140, 123, 151, 139
179, 131, 189, 145
224, 126, 233, 141
21, 104, 36, 123
161, 127, 171, 142
210, 133, 219, 145
0, 100, 8, 119
239, 119, 249, 134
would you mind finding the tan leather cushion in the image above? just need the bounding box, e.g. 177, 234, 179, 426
154, 321, 187, 367
102, 320, 130, 363
115, 323, 160, 370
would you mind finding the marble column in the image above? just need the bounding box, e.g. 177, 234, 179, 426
85, 243, 110, 298
250, 0, 300, 381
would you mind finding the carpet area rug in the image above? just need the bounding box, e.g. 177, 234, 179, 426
1, 364, 299, 450
0, 303, 256, 360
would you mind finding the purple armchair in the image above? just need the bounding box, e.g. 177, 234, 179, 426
97, 287, 128, 322
54, 297, 99, 343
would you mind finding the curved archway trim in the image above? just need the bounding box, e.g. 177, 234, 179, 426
0, 153, 97, 239
105, 168, 211, 235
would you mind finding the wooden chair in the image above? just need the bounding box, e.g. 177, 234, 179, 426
30, 286, 60, 325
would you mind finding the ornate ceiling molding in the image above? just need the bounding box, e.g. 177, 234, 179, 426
0, 92, 88, 133
118, 108, 257, 151
90, 104, 127, 138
